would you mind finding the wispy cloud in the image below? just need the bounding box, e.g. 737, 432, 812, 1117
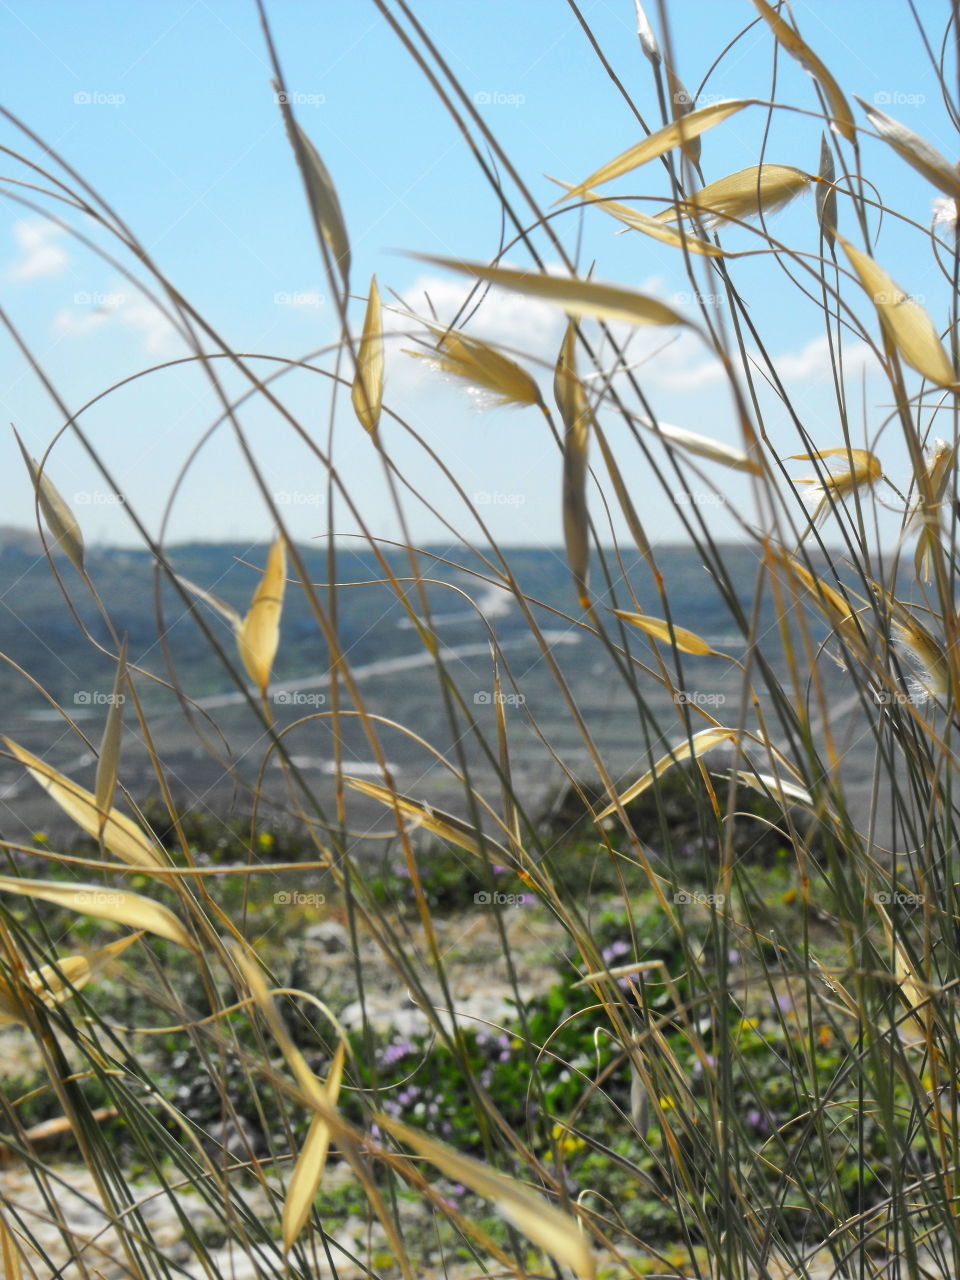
7, 220, 69, 281
53, 288, 179, 355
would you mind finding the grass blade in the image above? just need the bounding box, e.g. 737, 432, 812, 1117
839, 237, 956, 386
282, 1039, 346, 1251
275, 85, 351, 291
0, 1209, 21, 1280
856, 96, 960, 198
376, 1114, 596, 1279
640, 416, 760, 472
656, 164, 812, 227
4, 738, 164, 870
409, 256, 692, 328
351, 275, 384, 434
95, 639, 127, 838
555, 321, 592, 609
559, 99, 753, 201
406, 328, 544, 408
664, 68, 702, 164
238, 536, 287, 696
344, 777, 514, 861
816, 133, 838, 247
13, 428, 85, 575
612, 610, 714, 655
0, 933, 142, 1027
0, 877, 194, 949
550, 179, 731, 257
174, 574, 243, 630
597, 727, 738, 820
752, 0, 856, 142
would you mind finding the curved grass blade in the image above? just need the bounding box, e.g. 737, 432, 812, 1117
238, 536, 287, 696
656, 164, 812, 227
731, 770, 815, 809
559, 100, 752, 203
633, 0, 660, 62
231, 947, 412, 1280
612, 610, 714, 656
768, 549, 865, 653
4, 739, 164, 870
0, 877, 193, 949
174, 574, 243, 630
665, 68, 701, 164
0, 933, 142, 1027
275, 84, 350, 292
816, 133, 838, 248
95, 639, 127, 838
912, 438, 955, 582
0, 1209, 21, 1280
752, 0, 856, 142
375, 1113, 596, 1279
596, 727, 738, 821
790, 446, 883, 524
409, 256, 692, 329
351, 275, 384, 434
283, 1039, 346, 1252
593, 425, 654, 567
555, 322, 591, 608
406, 328, 544, 408
856, 97, 960, 199
838, 237, 956, 386
638, 416, 760, 472
549, 179, 731, 257
13, 428, 85, 575
344, 777, 514, 862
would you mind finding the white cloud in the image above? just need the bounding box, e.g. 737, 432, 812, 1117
386, 270, 877, 413
651, 332, 876, 393
52, 288, 178, 355
118, 299, 178, 354
8, 219, 68, 281
396, 268, 565, 358
774, 333, 873, 381
390, 266, 679, 401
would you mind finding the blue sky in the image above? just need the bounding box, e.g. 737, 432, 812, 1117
0, 0, 955, 552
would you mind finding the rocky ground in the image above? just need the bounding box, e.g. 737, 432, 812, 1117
0, 905, 944, 1279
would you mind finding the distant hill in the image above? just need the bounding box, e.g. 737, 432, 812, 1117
0, 525, 45, 557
